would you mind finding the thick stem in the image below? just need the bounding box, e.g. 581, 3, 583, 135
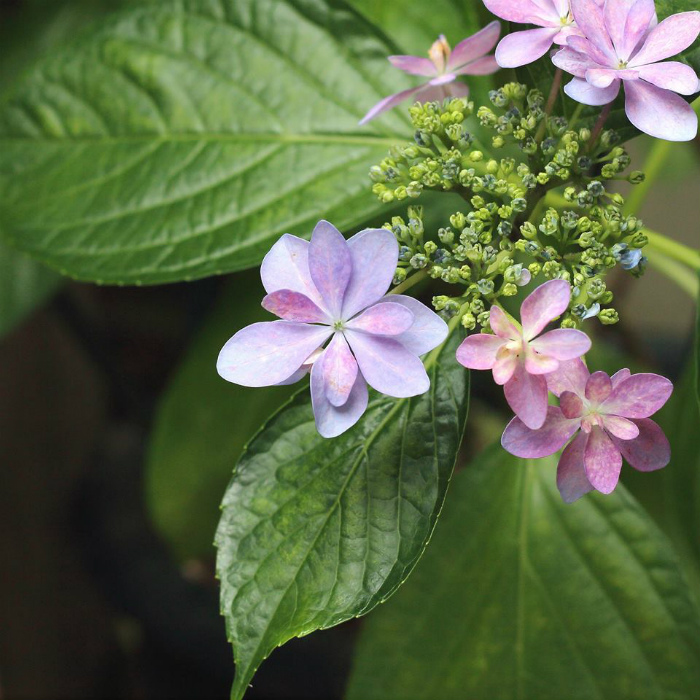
535, 68, 563, 143
587, 102, 613, 151
645, 230, 700, 270
389, 268, 428, 295
623, 139, 672, 215
645, 248, 699, 298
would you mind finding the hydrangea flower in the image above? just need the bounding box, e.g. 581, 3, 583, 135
502, 358, 673, 503
360, 22, 501, 124
217, 221, 448, 438
483, 0, 587, 68
456, 280, 591, 430
553, 0, 700, 141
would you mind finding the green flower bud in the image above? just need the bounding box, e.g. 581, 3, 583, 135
528, 262, 542, 277
424, 240, 438, 255
502, 283, 518, 296
470, 150, 484, 162
393, 267, 407, 285
477, 310, 491, 328
599, 309, 619, 325
410, 253, 428, 269
461, 312, 477, 330
629, 170, 645, 184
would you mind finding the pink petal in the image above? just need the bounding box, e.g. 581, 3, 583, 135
566, 35, 616, 67
552, 46, 598, 78
447, 21, 501, 71
504, 363, 549, 429
619, 0, 657, 61
490, 305, 520, 340
342, 228, 399, 319
492, 350, 518, 386
217, 321, 332, 387
456, 333, 507, 370
262, 290, 330, 323
346, 301, 414, 336
546, 358, 590, 397
530, 328, 591, 361
388, 55, 436, 76
380, 295, 448, 356
495, 27, 559, 68
455, 55, 500, 76
584, 425, 622, 494
560, 390, 584, 419
557, 432, 594, 504
322, 333, 359, 407
611, 368, 631, 389
359, 84, 427, 124
637, 62, 700, 96
260, 234, 326, 311
603, 415, 640, 440
611, 418, 670, 472
564, 76, 621, 105
483, 0, 555, 25
311, 355, 368, 438
605, 0, 635, 57
586, 67, 620, 88
601, 372, 673, 418
624, 79, 698, 140
308, 221, 352, 319
629, 12, 700, 67
501, 406, 580, 458
524, 347, 560, 375
570, 0, 616, 63
520, 279, 571, 340
585, 370, 612, 403
345, 332, 430, 398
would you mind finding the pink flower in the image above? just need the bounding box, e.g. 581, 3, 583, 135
456, 280, 591, 430
502, 358, 673, 503
359, 23, 501, 124
553, 0, 700, 141
484, 0, 586, 68
217, 221, 448, 438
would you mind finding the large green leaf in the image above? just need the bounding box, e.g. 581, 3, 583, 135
215, 332, 469, 700
0, 0, 411, 285
346, 446, 700, 700
145, 273, 295, 561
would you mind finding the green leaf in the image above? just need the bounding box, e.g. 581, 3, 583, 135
0, 0, 411, 285
346, 446, 700, 700
696, 278, 700, 411
145, 272, 296, 561
215, 332, 469, 700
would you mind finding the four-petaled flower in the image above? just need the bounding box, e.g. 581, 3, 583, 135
456, 280, 591, 430
217, 221, 448, 438
360, 22, 501, 124
553, 0, 700, 141
502, 358, 673, 502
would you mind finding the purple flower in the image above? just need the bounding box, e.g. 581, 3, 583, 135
456, 280, 591, 430
359, 23, 501, 124
502, 358, 673, 503
217, 221, 448, 438
484, 0, 592, 68
553, 0, 700, 141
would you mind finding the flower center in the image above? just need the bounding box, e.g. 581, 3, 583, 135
333, 320, 345, 331
429, 35, 451, 74
561, 13, 573, 26
617, 59, 628, 69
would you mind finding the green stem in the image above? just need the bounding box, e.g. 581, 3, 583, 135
567, 103, 585, 132
389, 268, 429, 295
623, 138, 672, 215
587, 102, 613, 151
645, 230, 700, 270
535, 68, 563, 143
645, 248, 699, 298
424, 304, 467, 371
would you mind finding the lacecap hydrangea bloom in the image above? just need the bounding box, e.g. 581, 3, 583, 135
502, 358, 672, 502
360, 22, 501, 124
553, 0, 700, 140
456, 280, 591, 429
217, 221, 448, 438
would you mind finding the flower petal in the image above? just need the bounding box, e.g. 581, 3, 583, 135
624, 79, 698, 141
566, 35, 615, 67
586, 67, 620, 88
552, 46, 598, 78
308, 220, 352, 319
346, 301, 414, 336
261, 290, 330, 323
557, 432, 594, 504
490, 305, 521, 340
560, 390, 584, 419
455, 333, 507, 370
495, 27, 559, 68
610, 368, 631, 389
492, 350, 518, 385
311, 355, 368, 438
455, 55, 500, 76
388, 55, 436, 76
520, 279, 571, 340
603, 415, 640, 440
584, 425, 622, 494
601, 372, 673, 418
585, 370, 612, 403
342, 228, 399, 319
629, 11, 700, 67
546, 357, 590, 397
501, 406, 580, 458
346, 332, 430, 398
619, 0, 657, 61
564, 76, 621, 105
359, 85, 427, 124
217, 321, 332, 387
482, 0, 555, 25
570, 0, 616, 63
611, 418, 670, 472
530, 328, 591, 360
524, 347, 560, 375
504, 362, 549, 429
322, 333, 359, 407
448, 21, 501, 71
260, 234, 325, 310
382, 295, 448, 356
637, 62, 700, 96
